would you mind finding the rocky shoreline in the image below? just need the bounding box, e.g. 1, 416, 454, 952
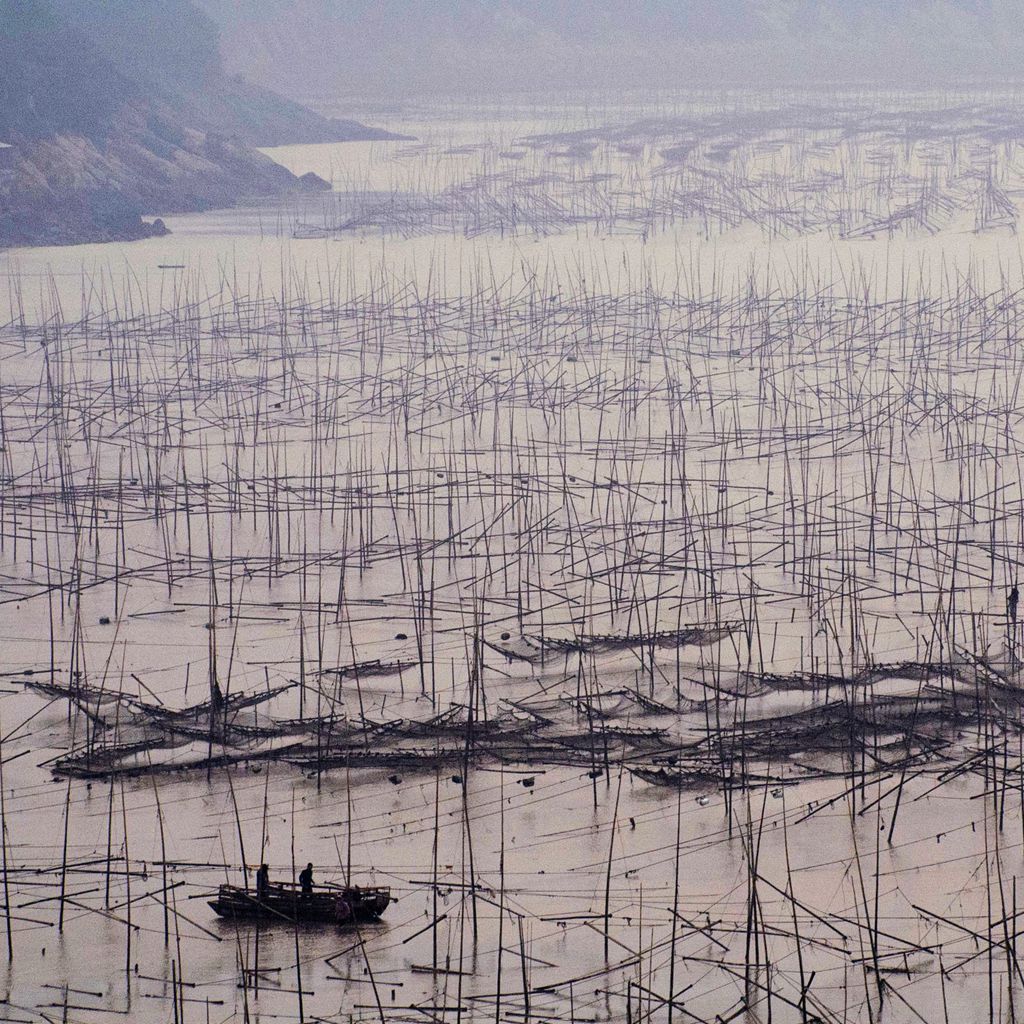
0, 0, 407, 248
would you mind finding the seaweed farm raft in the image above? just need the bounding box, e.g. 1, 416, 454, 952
4, 89, 1024, 1023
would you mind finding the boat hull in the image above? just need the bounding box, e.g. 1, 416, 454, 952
208, 884, 390, 924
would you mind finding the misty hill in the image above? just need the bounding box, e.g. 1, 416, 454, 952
200, 0, 1024, 99
0, 0, 404, 247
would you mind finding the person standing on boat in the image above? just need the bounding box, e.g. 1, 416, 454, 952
299, 863, 314, 895
256, 863, 270, 899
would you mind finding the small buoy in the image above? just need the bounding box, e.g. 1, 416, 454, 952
519, 776, 535, 788
697, 795, 711, 806
587, 768, 603, 779
395, 632, 408, 641
770, 787, 783, 798
500, 632, 511, 641
98, 616, 111, 625
388, 774, 401, 785
451, 774, 463, 785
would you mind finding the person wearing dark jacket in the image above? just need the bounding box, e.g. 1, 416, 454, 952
299, 863, 314, 895
256, 863, 270, 898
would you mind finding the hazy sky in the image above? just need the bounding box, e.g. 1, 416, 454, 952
199, 1, 1024, 100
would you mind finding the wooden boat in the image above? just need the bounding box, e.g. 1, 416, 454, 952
208, 881, 392, 924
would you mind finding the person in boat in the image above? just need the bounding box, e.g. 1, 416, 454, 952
299, 863, 314, 896
256, 863, 270, 899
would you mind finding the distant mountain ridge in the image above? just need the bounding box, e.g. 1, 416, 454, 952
198, 0, 1024, 98
0, 0, 405, 247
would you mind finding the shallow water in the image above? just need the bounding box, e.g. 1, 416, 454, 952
1, 91, 1024, 1023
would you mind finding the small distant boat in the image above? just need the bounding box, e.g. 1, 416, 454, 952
209, 881, 392, 925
